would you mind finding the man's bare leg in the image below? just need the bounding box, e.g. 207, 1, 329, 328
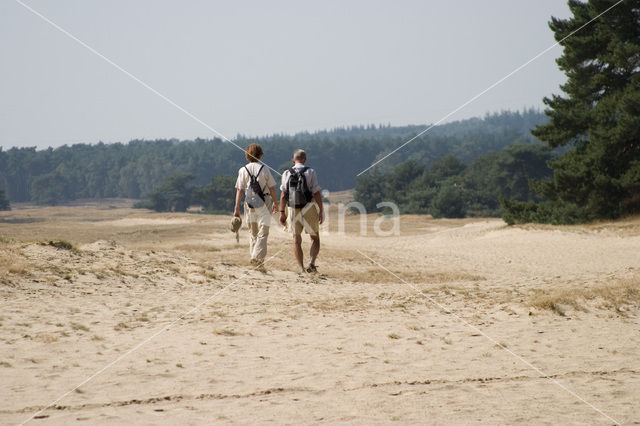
293, 235, 305, 272
309, 234, 320, 269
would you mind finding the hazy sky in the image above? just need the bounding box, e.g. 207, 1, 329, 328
0, 0, 572, 149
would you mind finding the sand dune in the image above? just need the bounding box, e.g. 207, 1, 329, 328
1, 203, 639, 424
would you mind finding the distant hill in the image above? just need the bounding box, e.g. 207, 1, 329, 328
0, 109, 547, 205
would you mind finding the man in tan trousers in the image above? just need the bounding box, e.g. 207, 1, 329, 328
234, 143, 278, 266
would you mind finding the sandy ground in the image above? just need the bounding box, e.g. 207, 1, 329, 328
1, 200, 639, 425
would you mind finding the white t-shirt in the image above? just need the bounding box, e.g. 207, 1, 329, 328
236, 162, 276, 226
280, 163, 321, 195
236, 162, 276, 193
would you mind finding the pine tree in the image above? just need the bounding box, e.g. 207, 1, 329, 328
505, 0, 640, 223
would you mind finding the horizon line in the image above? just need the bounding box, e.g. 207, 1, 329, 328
2, 106, 544, 151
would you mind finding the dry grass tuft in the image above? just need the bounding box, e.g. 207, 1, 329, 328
175, 243, 220, 253
114, 322, 132, 331
329, 266, 484, 285
531, 276, 640, 315
44, 240, 76, 251
532, 293, 584, 316
36, 333, 59, 343
70, 322, 90, 332
0, 247, 32, 279
214, 329, 241, 336
307, 296, 370, 312
109, 266, 139, 278
8, 263, 32, 277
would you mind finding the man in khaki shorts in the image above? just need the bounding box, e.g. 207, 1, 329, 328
279, 149, 324, 273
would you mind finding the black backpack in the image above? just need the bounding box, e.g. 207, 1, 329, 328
287, 166, 313, 208
245, 165, 266, 208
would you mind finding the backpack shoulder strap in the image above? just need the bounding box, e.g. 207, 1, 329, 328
255, 164, 267, 193
245, 164, 265, 183
295, 166, 309, 180
299, 167, 312, 196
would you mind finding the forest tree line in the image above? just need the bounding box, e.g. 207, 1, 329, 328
2, 1, 638, 223
0, 109, 546, 211
354, 144, 554, 218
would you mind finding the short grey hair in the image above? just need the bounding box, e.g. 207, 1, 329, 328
293, 149, 306, 161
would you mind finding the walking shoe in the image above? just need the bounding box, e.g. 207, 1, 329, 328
305, 264, 317, 273
250, 258, 266, 272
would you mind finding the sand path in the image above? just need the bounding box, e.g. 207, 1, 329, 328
1, 207, 639, 424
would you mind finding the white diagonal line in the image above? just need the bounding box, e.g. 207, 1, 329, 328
13, 0, 281, 176
356, 0, 625, 176
356, 250, 620, 425
19, 247, 285, 425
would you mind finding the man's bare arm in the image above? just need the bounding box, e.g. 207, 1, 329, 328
269, 186, 278, 214
279, 192, 287, 225
313, 191, 324, 224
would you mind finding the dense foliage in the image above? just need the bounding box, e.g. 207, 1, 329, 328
133, 173, 236, 213
134, 173, 196, 212
355, 144, 554, 218
504, 0, 640, 224
192, 175, 237, 214
0, 188, 10, 211
0, 110, 545, 209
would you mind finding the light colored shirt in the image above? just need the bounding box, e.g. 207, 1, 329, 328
280, 162, 321, 195
236, 162, 276, 193
236, 162, 276, 227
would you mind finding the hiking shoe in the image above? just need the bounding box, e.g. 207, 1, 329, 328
305, 264, 317, 274
250, 258, 263, 267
